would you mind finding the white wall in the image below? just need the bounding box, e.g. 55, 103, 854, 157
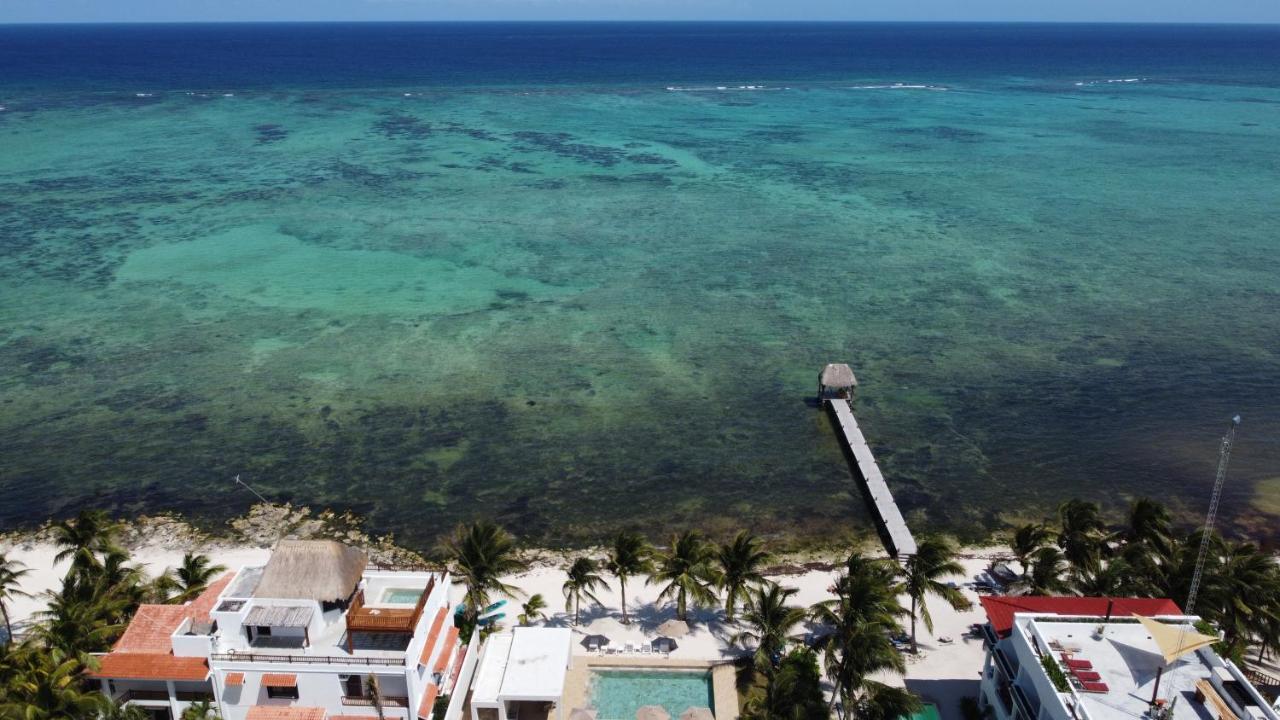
217, 667, 412, 720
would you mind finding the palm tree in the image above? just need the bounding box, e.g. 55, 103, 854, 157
103, 702, 152, 719
365, 673, 386, 720
1118, 498, 1173, 554
716, 530, 770, 623
562, 557, 608, 626
1008, 547, 1070, 596
1056, 499, 1108, 575
0, 644, 108, 719
733, 583, 805, 674
50, 509, 119, 588
518, 593, 547, 626
811, 598, 906, 719
0, 553, 32, 646
652, 531, 717, 622
898, 537, 971, 653
172, 553, 227, 602
447, 520, 524, 619
605, 531, 652, 625
36, 589, 126, 656
180, 701, 221, 720
1009, 523, 1050, 577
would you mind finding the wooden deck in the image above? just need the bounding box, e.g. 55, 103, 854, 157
827, 397, 917, 558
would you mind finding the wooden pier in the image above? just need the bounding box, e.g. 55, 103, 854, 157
819, 364, 917, 559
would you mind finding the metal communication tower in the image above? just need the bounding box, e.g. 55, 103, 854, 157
1184, 415, 1242, 614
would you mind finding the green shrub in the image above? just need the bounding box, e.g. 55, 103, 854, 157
1041, 654, 1070, 692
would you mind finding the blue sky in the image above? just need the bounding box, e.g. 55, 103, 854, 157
2, 0, 1278, 24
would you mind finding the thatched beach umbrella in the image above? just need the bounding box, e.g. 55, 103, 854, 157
679, 708, 714, 720
569, 709, 598, 720
636, 706, 671, 720
652, 636, 678, 653
581, 634, 610, 651
656, 619, 689, 638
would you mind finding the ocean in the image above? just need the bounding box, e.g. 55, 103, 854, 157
1, 23, 1277, 547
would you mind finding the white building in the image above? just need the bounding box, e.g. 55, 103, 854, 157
977, 596, 1278, 720
467, 627, 573, 720
94, 540, 474, 720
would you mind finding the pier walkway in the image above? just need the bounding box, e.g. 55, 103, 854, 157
826, 397, 917, 558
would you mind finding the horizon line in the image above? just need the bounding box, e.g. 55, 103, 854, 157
2, 19, 1279, 27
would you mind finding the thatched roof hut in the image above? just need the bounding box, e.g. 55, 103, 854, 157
819, 363, 857, 390
253, 540, 367, 602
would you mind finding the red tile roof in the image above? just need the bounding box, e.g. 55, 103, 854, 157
980, 596, 1183, 638
188, 573, 235, 621
417, 683, 440, 720
245, 708, 326, 720
225, 672, 245, 686
432, 626, 460, 674
262, 673, 299, 687
89, 653, 210, 682
112, 604, 191, 653
418, 608, 449, 666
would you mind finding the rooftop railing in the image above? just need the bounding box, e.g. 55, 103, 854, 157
210, 652, 405, 667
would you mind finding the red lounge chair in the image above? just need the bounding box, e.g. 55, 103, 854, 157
1062, 657, 1093, 671
1074, 670, 1102, 682
1080, 681, 1110, 693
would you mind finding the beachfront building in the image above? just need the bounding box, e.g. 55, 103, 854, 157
977, 596, 1278, 720
467, 627, 573, 720
92, 540, 474, 720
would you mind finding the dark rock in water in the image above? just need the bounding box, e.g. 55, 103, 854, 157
253, 123, 289, 144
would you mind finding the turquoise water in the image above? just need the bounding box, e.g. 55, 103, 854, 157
1, 25, 1278, 546
381, 588, 424, 604
589, 669, 713, 719
909, 703, 942, 720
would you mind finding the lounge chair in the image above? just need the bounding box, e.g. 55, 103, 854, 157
1074, 670, 1102, 682
1061, 654, 1093, 671
1080, 681, 1109, 693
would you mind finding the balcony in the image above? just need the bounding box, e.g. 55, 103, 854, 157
341, 695, 410, 708
210, 652, 405, 667
345, 580, 433, 636
120, 689, 215, 703
1011, 683, 1039, 720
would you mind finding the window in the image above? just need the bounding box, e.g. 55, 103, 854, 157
256, 626, 273, 636
340, 674, 363, 697
266, 686, 299, 700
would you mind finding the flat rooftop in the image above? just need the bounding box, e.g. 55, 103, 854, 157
1026, 618, 1270, 720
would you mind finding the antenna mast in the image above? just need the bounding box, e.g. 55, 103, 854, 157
1184, 415, 1241, 614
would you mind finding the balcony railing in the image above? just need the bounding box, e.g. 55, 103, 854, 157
1011, 684, 1039, 720
210, 652, 405, 667
341, 695, 410, 708
121, 689, 215, 703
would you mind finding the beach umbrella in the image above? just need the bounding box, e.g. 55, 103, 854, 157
652, 636, 679, 653
679, 708, 714, 720
569, 709, 598, 720
581, 634, 611, 651
636, 706, 671, 720
656, 619, 689, 638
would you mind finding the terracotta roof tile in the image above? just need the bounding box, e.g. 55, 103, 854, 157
225, 672, 245, 686
432, 626, 460, 674
979, 596, 1183, 638
112, 605, 191, 653
245, 708, 326, 720
188, 573, 235, 621
417, 683, 440, 720
89, 653, 209, 681
262, 673, 299, 687
418, 608, 448, 666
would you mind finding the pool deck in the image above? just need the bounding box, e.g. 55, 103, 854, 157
562, 655, 739, 720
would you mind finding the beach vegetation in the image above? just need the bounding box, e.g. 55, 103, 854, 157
517, 593, 547, 626
447, 520, 524, 624
652, 530, 718, 622
733, 582, 806, 674
898, 537, 971, 653
605, 531, 653, 625
0, 554, 31, 648
716, 530, 770, 623
562, 557, 608, 626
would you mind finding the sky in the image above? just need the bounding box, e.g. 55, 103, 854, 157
1, 0, 1278, 24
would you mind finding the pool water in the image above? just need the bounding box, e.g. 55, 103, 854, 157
589, 669, 714, 720
909, 703, 942, 720
380, 588, 424, 604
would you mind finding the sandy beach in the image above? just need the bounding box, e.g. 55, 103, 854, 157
2, 529, 1003, 719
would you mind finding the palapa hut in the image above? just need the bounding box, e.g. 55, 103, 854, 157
253, 539, 368, 605
818, 363, 857, 403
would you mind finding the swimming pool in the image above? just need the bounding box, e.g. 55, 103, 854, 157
380, 587, 423, 604
908, 702, 941, 720
589, 669, 714, 720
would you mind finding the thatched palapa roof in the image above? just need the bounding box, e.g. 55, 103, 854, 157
820, 363, 857, 389
253, 540, 367, 602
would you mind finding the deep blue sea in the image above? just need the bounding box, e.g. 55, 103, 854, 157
1, 23, 1278, 546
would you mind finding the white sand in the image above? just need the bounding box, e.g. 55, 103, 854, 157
0, 538, 271, 634
2, 536, 1004, 719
